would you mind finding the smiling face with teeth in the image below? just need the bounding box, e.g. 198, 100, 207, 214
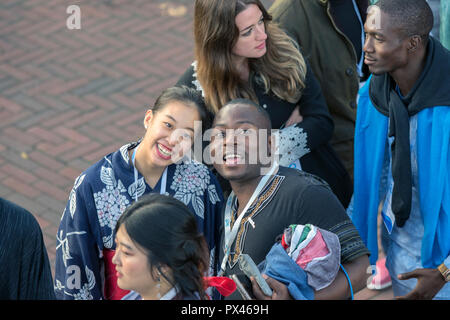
211, 102, 272, 183
139, 100, 200, 171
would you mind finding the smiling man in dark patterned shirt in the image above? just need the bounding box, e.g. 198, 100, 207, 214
210, 99, 370, 300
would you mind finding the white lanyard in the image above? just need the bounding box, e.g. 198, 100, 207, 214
131, 146, 167, 201
218, 164, 278, 275
160, 286, 177, 300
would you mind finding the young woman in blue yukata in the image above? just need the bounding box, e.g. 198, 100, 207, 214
54, 86, 224, 300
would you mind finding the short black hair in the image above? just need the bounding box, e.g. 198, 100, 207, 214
221, 98, 272, 129
374, 0, 433, 40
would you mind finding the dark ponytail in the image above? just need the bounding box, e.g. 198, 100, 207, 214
170, 234, 209, 299
115, 193, 209, 299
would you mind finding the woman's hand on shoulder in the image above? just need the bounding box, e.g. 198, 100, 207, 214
285, 107, 303, 127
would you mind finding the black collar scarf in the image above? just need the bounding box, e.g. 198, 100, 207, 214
368, 36, 450, 227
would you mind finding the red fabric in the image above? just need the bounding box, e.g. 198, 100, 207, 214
103, 249, 130, 300
295, 231, 330, 269
204, 276, 236, 297
281, 234, 289, 250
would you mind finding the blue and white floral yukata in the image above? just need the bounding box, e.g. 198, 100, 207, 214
54, 143, 223, 300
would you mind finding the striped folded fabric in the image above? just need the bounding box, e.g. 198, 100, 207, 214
281, 224, 341, 290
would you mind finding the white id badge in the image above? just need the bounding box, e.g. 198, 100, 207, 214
289, 159, 302, 171
381, 180, 395, 234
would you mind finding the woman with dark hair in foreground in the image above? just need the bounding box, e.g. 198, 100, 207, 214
113, 193, 209, 300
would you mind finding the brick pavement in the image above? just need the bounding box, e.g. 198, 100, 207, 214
0, 0, 199, 277
0, 0, 392, 299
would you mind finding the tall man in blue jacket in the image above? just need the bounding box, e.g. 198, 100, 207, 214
350, 0, 450, 299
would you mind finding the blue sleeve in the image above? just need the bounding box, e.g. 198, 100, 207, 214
444, 256, 450, 269
54, 173, 104, 300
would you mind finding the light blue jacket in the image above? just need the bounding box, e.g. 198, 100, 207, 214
351, 79, 450, 269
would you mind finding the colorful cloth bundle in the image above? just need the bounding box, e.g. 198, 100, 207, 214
258, 224, 341, 299
260, 224, 341, 299
280, 224, 341, 291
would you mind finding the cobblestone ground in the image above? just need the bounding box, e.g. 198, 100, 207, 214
0, 0, 391, 299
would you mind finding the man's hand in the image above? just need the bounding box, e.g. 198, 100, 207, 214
250, 275, 293, 300
396, 268, 446, 300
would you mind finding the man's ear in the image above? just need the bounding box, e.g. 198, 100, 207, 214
407, 35, 422, 52
143, 109, 153, 129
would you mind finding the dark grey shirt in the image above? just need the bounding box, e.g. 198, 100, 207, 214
0, 198, 55, 300
217, 167, 369, 300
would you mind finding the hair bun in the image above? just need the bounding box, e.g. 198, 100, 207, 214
181, 238, 198, 260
